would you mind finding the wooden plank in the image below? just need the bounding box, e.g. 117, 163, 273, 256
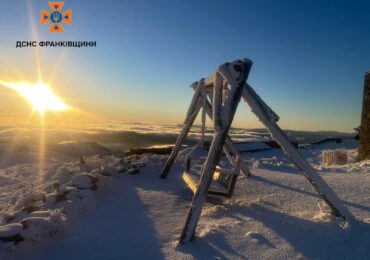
182, 171, 198, 194
215, 166, 235, 175
182, 171, 228, 195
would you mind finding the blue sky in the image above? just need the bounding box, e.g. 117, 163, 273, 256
0, 0, 369, 131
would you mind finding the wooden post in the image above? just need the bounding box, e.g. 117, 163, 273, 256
242, 82, 354, 223
359, 72, 370, 161
160, 82, 203, 179
179, 60, 252, 244
179, 73, 228, 244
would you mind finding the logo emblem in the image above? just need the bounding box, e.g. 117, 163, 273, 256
41, 2, 72, 33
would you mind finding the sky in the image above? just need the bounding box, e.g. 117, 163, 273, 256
0, 0, 369, 132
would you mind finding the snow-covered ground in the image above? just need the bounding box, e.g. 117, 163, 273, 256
1, 138, 369, 259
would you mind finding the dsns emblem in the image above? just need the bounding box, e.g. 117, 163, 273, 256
41, 2, 72, 33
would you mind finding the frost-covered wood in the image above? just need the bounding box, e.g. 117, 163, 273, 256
160, 82, 203, 179
160, 79, 251, 179
179, 60, 252, 244
160, 58, 352, 245
179, 72, 227, 244
242, 81, 354, 224
192, 83, 251, 176
359, 72, 370, 160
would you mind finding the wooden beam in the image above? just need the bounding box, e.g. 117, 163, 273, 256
160, 82, 203, 179
242, 82, 354, 224
179, 60, 252, 244
179, 72, 226, 244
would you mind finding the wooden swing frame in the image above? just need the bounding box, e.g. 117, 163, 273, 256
160, 58, 354, 245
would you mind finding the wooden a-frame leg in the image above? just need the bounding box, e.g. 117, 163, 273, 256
179, 73, 226, 244
242, 83, 354, 223
179, 65, 248, 244
160, 83, 203, 179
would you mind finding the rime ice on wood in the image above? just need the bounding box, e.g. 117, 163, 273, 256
359, 72, 370, 161
159, 58, 354, 245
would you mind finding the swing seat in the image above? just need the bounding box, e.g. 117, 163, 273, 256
182, 162, 240, 197
182, 170, 229, 196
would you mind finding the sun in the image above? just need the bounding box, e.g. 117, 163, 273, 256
0, 79, 70, 114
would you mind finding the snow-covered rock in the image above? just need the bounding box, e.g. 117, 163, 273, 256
97, 166, 116, 176
127, 162, 146, 169
30, 211, 51, 218
43, 181, 60, 193
70, 174, 98, 190
20, 212, 66, 242
127, 168, 140, 175
14, 191, 46, 212
7, 211, 30, 224
54, 167, 73, 185
0, 223, 23, 244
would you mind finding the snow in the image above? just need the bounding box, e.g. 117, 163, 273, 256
70, 173, 97, 190
0, 139, 369, 258
0, 224, 22, 238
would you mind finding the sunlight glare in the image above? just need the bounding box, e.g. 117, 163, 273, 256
0, 80, 70, 114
